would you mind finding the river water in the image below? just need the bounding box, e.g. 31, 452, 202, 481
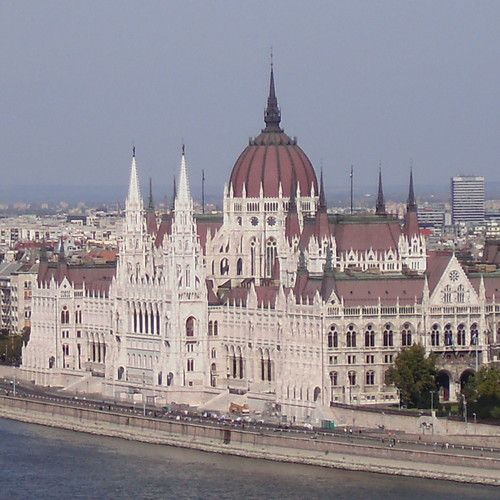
0, 419, 497, 499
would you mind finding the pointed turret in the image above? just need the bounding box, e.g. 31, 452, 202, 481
315, 167, 330, 240
263, 60, 283, 133
407, 167, 417, 213
375, 166, 386, 215
318, 168, 327, 213
175, 145, 193, 212
126, 147, 143, 210
285, 174, 301, 242
146, 177, 158, 235
404, 168, 420, 237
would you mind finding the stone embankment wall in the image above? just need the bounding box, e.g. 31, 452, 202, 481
1, 395, 499, 485
328, 404, 500, 438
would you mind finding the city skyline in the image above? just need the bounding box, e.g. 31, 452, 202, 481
2, 2, 500, 195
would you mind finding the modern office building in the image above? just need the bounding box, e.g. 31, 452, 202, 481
451, 176, 485, 224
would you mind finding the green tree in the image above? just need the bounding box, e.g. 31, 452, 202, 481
464, 366, 500, 420
385, 344, 437, 409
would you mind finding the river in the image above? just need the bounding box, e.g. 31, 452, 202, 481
0, 418, 497, 499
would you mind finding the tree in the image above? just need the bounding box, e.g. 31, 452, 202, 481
385, 344, 437, 409
464, 366, 500, 420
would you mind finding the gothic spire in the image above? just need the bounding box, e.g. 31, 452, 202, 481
147, 177, 154, 211
126, 146, 143, 209
171, 176, 177, 212
175, 145, 193, 212
318, 167, 327, 213
407, 167, 417, 212
263, 59, 283, 133
375, 165, 386, 215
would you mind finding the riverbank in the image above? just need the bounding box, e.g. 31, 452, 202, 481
0, 395, 498, 486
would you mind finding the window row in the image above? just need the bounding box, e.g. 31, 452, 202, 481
328, 323, 413, 348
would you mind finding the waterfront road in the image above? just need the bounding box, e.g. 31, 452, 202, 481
1, 378, 499, 462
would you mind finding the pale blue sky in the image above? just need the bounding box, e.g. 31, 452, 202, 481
2, 1, 500, 199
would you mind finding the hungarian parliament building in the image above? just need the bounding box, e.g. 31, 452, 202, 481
21, 68, 500, 423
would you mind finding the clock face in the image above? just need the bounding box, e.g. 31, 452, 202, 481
449, 270, 459, 282
250, 216, 259, 227
267, 216, 276, 227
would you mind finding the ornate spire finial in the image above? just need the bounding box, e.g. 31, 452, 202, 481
375, 163, 386, 215
263, 58, 282, 133
407, 165, 417, 212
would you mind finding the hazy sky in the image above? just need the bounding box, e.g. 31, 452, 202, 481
2, 1, 500, 200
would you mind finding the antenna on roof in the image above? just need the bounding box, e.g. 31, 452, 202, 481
350, 165, 354, 214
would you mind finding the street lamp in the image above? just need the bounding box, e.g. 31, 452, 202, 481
142, 371, 146, 417
472, 412, 477, 434
430, 390, 435, 415
463, 396, 467, 425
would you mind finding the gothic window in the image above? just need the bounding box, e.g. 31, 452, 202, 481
60, 307, 69, 324
186, 317, 195, 337
431, 324, 440, 346
75, 309, 82, 324
401, 323, 412, 346
208, 320, 213, 336
366, 371, 375, 385
348, 371, 356, 386
185, 265, 191, 287
220, 258, 229, 276
330, 371, 338, 386
187, 359, 194, 372
457, 323, 466, 345
443, 285, 452, 303
250, 238, 256, 275
328, 325, 338, 348
456, 284, 465, 303
364, 324, 375, 347
470, 323, 479, 345
383, 324, 394, 347
213, 321, 218, 336
265, 238, 277, 277
133, 308, 137, 333
444, 323, 453, 346
211, 348, 217, 359
346, 324, 357, 347
237, 258, 243, 276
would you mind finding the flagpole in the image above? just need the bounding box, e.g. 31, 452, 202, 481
202, 169, 205, 215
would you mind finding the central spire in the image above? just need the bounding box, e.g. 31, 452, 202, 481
263, 60, 283, 133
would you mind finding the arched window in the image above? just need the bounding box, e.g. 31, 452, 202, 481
186, 317, 195, 337
457, 323, 466, 345
431, 324, 440, 346
348, 371, 356, 386
237, 258, 243, 276
401, 322, 412, 346
250, 239, 256, 276
470, 323, 479, 345
328, 325, 338, 348
444, 323, 453, 346
117, 366, 124, 380
213, 320, 218, 336
208, 320, 213, 336
313, 387, 321, 402
366, 370, 375, 385
383, 324, 394, 347
346, 324, 357, 347
456, 284, 465, 303
330, 371, 338, 386
443, 285, 452, 303
265, 238, 278, 277
365, 324, 375, 347
61, 307, 69, 324
220, 258, 229, 276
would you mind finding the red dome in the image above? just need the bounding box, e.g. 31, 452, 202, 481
228, 66, 318, 199
229, 132, 318, 198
